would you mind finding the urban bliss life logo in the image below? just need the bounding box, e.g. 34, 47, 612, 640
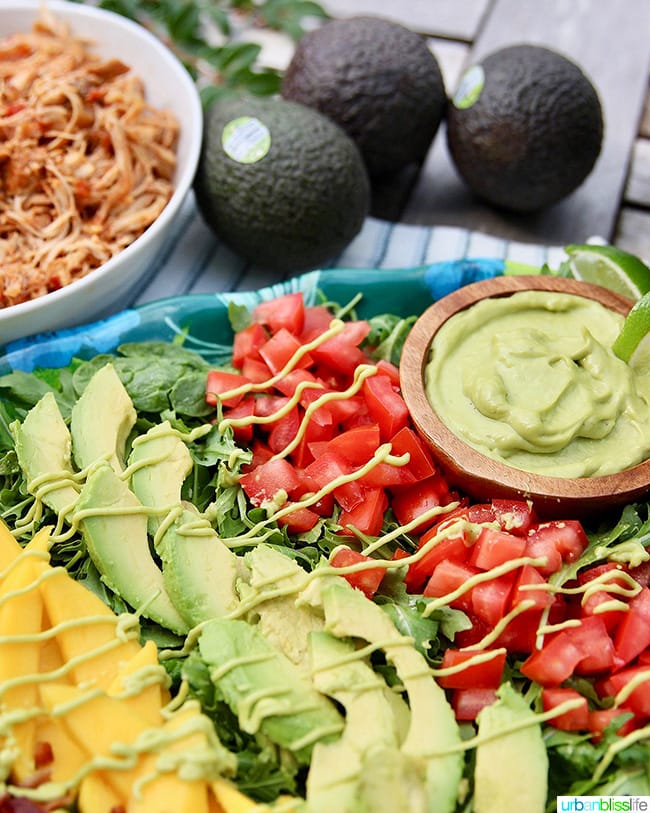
558, 798, 650, 811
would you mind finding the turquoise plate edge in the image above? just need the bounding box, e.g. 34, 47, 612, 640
0, 259, 506, 373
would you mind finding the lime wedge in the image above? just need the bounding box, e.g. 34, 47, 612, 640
612, 291, 650, 366
564, 244, 650, 301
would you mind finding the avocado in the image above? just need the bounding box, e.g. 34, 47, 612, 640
13, 391, 79, 517
158, 507, 242, 627
198, 617, 344, 765
307, 630, 422, 813
473, 682, 548, 813
446, 44, 603, 211
240, 544, 323, 678
304, 576, 463, 813
128, 421, 193, 536
70, 363, 136, 473
281, 16, 446, 178
193, 94, 370, 272
75, 463, 188, 635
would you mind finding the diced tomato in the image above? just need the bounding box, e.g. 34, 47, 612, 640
253, 292, 305, 336
452, 688, 498, 721
358, 460, 416, 490
524, 530, 563, 576
241, 355, 272, 383
389, 426, 437, 482
239, 457, 301, 506
520, 630, 584, 686
601, 665, 650, 717
511, 564, 554, 612
588, 708, 636, 740
317, 424, 381, 467
362, 374, 409, 440
232, 321, 267, 368
338, 488, 388, 537
205, 369, 251, 408
405, 533, 470, 594
331, 548, 386, 598
491, 499, 537, 535
375, 359, 401, 386
254, 394, 290, 418
391, 475, 453, 531
526, 521, 588, 574
469, 527, 527, 570
323, 395, 367, 426
613, 586, 650, 665
277, 504, 320, 534
567, 616, 617, 675
542, 688, 589, 731
267, 407, 301, 454
471, 571, 516, 627
424, 559, 480, 612
437, 648, 506, 690
304, 450, 364, 512
223, 396, 256, 443
300, 305, 334, 340
310, 320, 371, 376
494, 608, 543, 653
274, 368, 320, 398
466, 503, 496, 525
260, 328, 311, 374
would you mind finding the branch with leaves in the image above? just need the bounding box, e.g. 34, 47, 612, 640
74, 0, 329, 106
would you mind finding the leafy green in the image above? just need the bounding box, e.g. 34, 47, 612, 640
179, 649, 301, 801
365, 313, 418, 366
73, 0, 329, 104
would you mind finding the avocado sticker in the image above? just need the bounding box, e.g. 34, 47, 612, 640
222, 116, 271, 164
452, 64, 485, 109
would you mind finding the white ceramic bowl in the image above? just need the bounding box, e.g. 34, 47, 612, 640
0, 0, 203, 345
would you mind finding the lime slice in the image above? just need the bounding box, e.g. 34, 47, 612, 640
612, 291, 650, 366
564, 244, 650, 301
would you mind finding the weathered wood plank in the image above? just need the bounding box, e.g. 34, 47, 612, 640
403, 0, 650, 245
614, 207, 650, 262
624, 138, 650, 208
319, 0, 490, 41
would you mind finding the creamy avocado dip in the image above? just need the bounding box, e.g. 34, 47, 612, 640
425, 290, 650, 478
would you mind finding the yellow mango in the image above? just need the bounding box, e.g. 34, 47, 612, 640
0, 517, 23, 572
39, 682, 151, 799
127, 703, 213, 813
211, 778, 262, 813
39, 567, 141, 689
78, 771, 127, 813
39, 634, 67, 678
34, 714, 89, 784
208, 790, 227, 813
0, 544, 45, 781
107, 640, 168, 726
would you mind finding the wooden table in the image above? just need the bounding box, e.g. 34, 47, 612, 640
254, 0, 650, 260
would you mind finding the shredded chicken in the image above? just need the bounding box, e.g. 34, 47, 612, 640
0, 9, 179, 307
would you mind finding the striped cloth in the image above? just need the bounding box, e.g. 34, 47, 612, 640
130, 192, 566, 306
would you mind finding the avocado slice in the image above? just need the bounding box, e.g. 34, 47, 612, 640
70, 363, 136, 473
307, 630, 422, 813
240, 544, 324, 677
198, 617, 344, 766
13, 391, 79, 518
129, 421, 194, 536
473, 682, 548, 813
75, 463, 188, 635
304, 576, 463, 813
158, 507, 242, 628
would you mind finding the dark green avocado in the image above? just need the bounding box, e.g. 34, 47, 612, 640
446, 44, 604, 212
281, 16, 446, 177
193, 94, 370, 272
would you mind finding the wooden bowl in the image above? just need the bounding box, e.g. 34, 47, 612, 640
400, 275, 650, 518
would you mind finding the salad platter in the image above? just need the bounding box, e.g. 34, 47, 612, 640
1, 259, 649, 813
